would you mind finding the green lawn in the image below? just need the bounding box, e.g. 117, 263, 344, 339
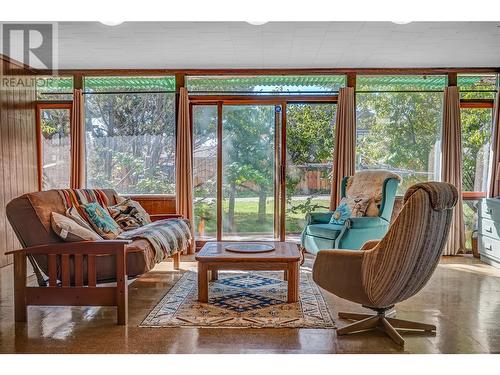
195, 197, 330, 237
195, 196, 476, 251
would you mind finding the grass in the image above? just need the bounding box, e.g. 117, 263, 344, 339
194, 196, 330, 237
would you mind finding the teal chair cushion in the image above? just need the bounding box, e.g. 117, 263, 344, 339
305, 223, 344, 240
348, 217, 389, 229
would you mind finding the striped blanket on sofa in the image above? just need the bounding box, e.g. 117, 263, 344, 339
57, 189, 192, 262
117, 219, 192, 262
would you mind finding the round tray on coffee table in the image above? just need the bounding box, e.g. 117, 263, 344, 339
224, 243, 275, 253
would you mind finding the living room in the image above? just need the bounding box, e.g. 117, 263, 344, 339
1, 0, 500, 372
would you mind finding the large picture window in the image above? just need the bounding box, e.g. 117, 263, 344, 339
356, 75, 446, 193
84, 76, 176, 194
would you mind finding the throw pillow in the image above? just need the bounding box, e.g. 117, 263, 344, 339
329, 197, 370, 225
365, 194, 382, 217
115, 195, 151, 223
81, 202, 122, 239
51, 212, 102, 242
108, 198, 151, 231
65, 207, 95, 232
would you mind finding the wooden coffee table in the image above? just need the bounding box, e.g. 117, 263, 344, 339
195, 241, 301, 303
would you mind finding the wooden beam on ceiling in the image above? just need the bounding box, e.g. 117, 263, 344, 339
36, 67, 500, 77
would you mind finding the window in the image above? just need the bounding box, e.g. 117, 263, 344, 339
36, 76, 73, 100
37, 104, 72, 190
285, 103, 336, 239
460, 107, 493, 193
187, 75, 345, 95
84, 76, 176, 194
458, 74, 497, 249
458, 74, 497, 100
193, 105, 218, 239
356, 75, 446, 193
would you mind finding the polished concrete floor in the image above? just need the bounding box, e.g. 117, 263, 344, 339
1, 254, 500, 354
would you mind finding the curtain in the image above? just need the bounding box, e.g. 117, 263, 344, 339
329, 87, 356, 210
488, 88, 500, 197
70, 89, 85, 188
175, 87, 195, 253
441, 86, 465, 255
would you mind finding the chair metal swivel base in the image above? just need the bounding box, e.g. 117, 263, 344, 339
336, 306, 436, 347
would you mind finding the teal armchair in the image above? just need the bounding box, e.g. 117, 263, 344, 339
301, 172, 400, 254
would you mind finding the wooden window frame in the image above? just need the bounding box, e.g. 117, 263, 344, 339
460, 99, 494, 109
35, 102, 73, 191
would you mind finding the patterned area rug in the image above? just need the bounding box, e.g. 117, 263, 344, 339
140, 270, 335, 329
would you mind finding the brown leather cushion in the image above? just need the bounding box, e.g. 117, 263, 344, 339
6, 189, 156, 282
95, 239, 157, 282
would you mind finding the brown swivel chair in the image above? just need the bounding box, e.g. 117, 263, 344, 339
312, 182, 458, 346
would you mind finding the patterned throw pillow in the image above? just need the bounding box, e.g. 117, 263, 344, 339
108, 198, 151, 231
51, 212, 102, 242
80, 202, 122, 239
329, 197, 370, 225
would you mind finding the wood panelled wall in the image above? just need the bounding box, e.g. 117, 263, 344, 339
0, 63, 38, 267
127, 195, 176, 215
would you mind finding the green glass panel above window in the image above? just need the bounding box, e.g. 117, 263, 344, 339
458, 74, 498, 99
356, 75, 447, 91
458, 74, 497, 91
36, 76, 73, 100
84, 76, 176, 93
186, 75, 346, 94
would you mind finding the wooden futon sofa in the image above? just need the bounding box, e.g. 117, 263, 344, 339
5, 189, 189, 325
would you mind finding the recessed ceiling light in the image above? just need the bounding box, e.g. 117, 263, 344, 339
246, 21, 269, 26
392, 21, 413, 25
99, 21, 125, 27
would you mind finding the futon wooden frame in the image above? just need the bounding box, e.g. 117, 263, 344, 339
6, 213, 184, 326
6, 240, 182, 326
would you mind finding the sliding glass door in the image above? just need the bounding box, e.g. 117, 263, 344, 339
222, 105, 278, 240
193, 102, 281, 241
191, 99, 337, 243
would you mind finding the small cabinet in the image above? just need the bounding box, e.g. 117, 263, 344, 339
478, 198, 500, 268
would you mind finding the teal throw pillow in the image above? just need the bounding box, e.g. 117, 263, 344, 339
81, 202, 122, 239
329, 197, 370, 225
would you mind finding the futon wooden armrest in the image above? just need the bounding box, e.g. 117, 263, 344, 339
9, 239, 131, 325
6, 240, 132, 256
150, 213, 183, 221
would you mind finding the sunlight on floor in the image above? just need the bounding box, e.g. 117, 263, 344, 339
438, 262, 500, 278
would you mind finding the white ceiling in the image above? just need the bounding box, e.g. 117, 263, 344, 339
52, 22, 500, 69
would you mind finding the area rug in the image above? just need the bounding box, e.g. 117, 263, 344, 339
140, 270, 335, 329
